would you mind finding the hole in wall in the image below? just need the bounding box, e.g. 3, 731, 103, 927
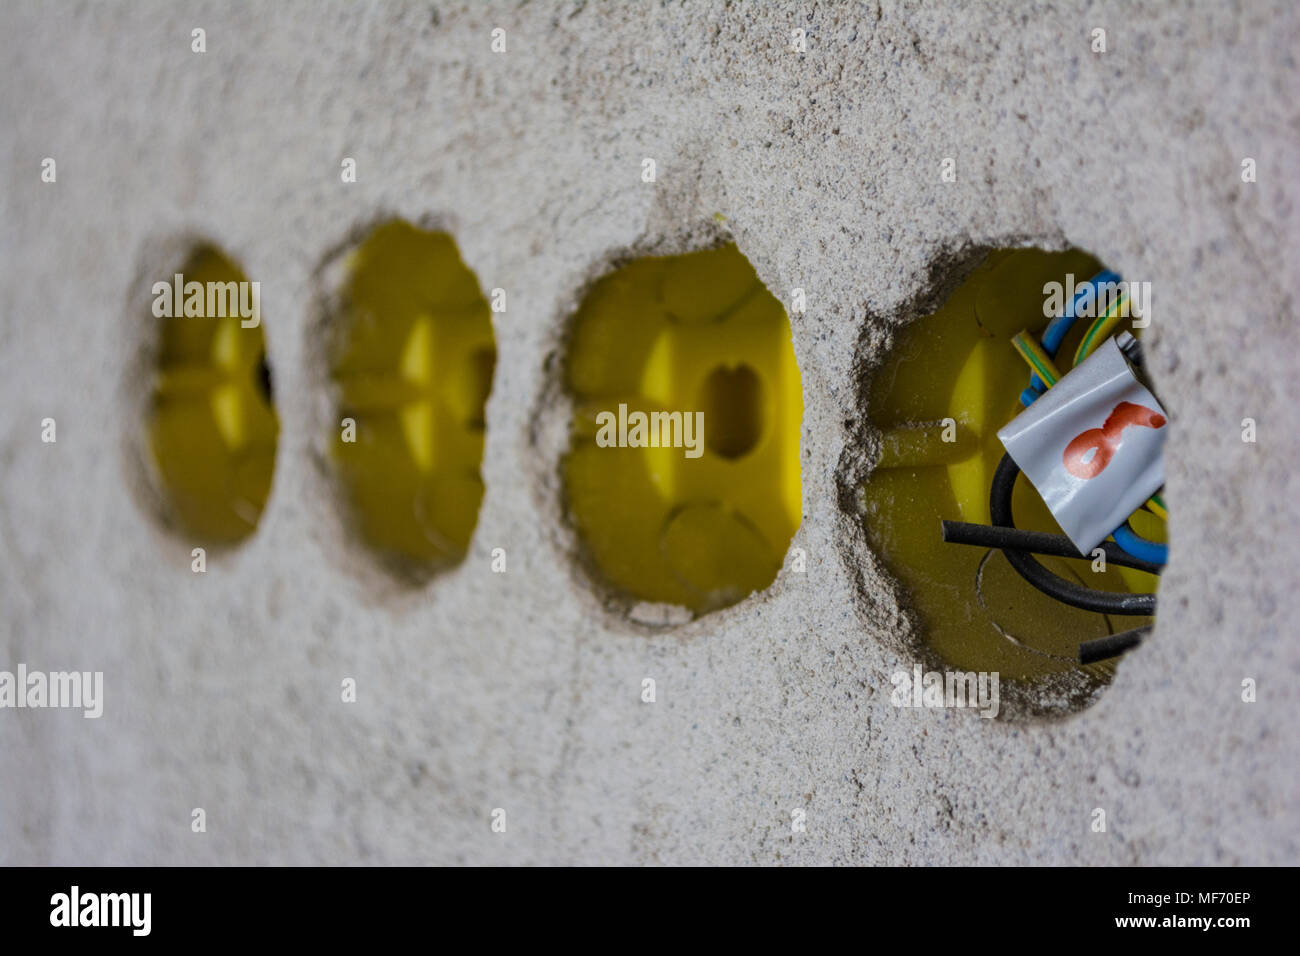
560, 242, 803, 618
145, 243, 279, 545
700, 363, 763, 459
325, 219, 496, 577
849, 246, 1166, 717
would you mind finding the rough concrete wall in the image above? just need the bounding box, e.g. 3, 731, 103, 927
0, 0, 1296, 864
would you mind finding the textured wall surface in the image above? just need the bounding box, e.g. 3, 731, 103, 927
1, 0, 1297, 865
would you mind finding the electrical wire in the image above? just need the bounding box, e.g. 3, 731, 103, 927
1026, 269, 1119, 395
976, 267, 1164, 621
1011, 330, 1062, 389
1079, 626, 1151, 664
1111, 522, 1169, 565
1072, 291, 1129, 366
989, 452, 1157, 615
941, 520, 1162, 574
1042, 270, 1120, 354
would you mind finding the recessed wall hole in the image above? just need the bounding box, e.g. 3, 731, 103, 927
146, 243, 279, 544
855, 247, 1166, 715
562, 242, 802, 617
328, 219, 496, 574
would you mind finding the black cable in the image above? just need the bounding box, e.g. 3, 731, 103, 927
941, 520, 1162, 575
1079, 626, 1151, 664
989, 452, 1157, 616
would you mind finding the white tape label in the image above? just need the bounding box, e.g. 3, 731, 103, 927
997, 338, 1167, 553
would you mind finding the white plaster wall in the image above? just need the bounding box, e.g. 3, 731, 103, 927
0, 0, 1296, 864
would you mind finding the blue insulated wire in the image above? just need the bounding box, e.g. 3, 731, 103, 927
1111, 521, 1168, 566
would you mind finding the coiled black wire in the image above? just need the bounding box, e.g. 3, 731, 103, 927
989, 452, 1157, 616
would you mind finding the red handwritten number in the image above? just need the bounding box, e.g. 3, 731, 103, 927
1063, 401, 1166, 479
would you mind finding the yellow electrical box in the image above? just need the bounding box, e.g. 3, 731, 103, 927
331, 221, 496, 569
148, 246, 279, 543
864, 248, 1161, 682
564, 243, 803, 613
